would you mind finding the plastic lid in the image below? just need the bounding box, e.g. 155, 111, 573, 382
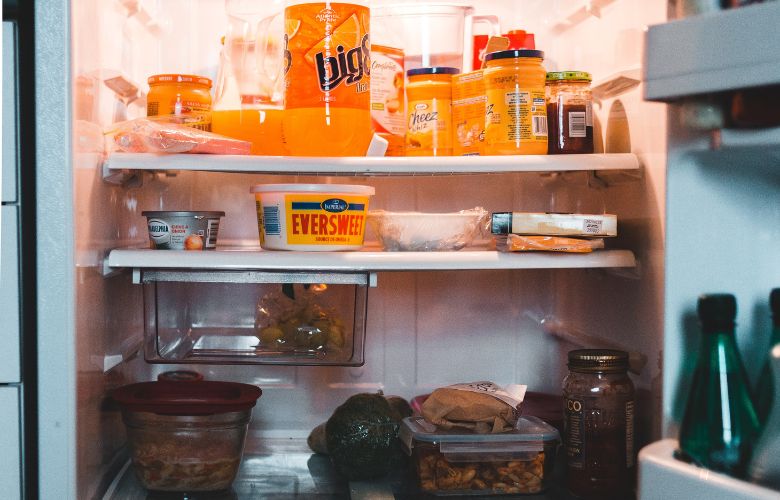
484, 49, 544, 61
771, 288, 780, 315
157, 370, 204, 382
141, 211, 225, 217
406, 67, 460, 77
546, 71, 592, 82
697, 293, 737, 326
399, 415, 559, 454
148, 74, 213, 88
112, 381, 262, 415
250, 183, 375, 195
568, 349, 629, 373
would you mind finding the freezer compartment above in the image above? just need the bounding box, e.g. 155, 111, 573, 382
141, 271, 369, 366
644, 2, 780, 101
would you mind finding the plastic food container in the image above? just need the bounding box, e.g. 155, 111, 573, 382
142, 211, 224, 250
251, 184, 375, 251
400, 415, 560, 496
367, 208, 488, 251
112, 381, 262, 492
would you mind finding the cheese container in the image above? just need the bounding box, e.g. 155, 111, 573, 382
491, 212, 617, 237
251, 184, 375, 251
400, 415, 560, 496
142, 211, 224, 250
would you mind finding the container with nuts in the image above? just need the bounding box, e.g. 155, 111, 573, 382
399, 415, 560, 496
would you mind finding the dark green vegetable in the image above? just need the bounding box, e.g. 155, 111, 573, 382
325, 393, 401, 480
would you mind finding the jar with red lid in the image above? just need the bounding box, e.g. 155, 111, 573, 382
546, 71, 594, 154
562, 349, 635, 498
147, 74, 213, 131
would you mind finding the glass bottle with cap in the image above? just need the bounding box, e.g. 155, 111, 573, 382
405, 67, 459, 156
563, 349, 635, 498
546, 71, 594, 154
483, 49, 547, 155
676, 294, 760, 477
755, 288, 780, 424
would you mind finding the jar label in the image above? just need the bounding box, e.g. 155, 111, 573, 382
406, 98, 452, 154
565, 397, 584, 467
626, 400, 635, 467
484, 88, 548, 147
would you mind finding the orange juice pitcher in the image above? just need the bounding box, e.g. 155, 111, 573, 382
213, 1, 286, 155
282, 1, 372, 156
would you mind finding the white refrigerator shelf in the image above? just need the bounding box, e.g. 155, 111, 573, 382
104, 152, 640, 176
645, 2, 780, 101
107, 247, 637, 273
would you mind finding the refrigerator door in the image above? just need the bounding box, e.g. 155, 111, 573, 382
0, 205, 21, 383
3, 21, 18, 203
0, 386, 21, 500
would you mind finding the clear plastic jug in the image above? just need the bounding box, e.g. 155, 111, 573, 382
373, 3, 500, 72
212, 0, 285, 155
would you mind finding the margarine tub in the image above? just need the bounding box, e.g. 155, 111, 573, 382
251, 184, 375, 251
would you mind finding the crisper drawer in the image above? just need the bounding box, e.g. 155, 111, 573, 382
0, 206, 21, 383
0, 386, 21, 500
141, 270, 369, 366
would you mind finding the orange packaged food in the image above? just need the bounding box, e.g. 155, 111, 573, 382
370, 44, 405, 156
452, 69, 486, 156
147, 74, 213, 131
405, 67, 458, 156
499, 235, 604, 253
282, 2, 372, 156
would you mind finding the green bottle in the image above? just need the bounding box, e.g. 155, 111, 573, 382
677, 294, 760, 477
755, 288, 780, 424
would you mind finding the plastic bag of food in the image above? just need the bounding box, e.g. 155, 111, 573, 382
254, 283, 345, 353
421, 381, 527, 434
367, 207, 489, 251
497, 234, 605, 253
109, 116, 251, 155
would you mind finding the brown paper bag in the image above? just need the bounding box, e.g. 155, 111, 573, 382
421, 382, 526, 434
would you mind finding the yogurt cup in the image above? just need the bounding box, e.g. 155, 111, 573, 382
142, 211, 225, 250
251, 184, 375, 251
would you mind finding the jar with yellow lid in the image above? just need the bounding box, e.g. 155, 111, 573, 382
483, 50, 547, 155
546, 71, 594, 154
405, 67, 459, 156
147, 74, 213, 131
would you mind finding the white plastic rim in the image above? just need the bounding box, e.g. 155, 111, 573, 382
373, 4, 475, 17
250, 184, 375, 196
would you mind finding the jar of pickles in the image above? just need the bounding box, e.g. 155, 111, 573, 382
563, 349, 635, 498
147, 74, 213, 131
546, 71, 594, 154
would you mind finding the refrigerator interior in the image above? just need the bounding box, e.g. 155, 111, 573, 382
43, 0, 667, 497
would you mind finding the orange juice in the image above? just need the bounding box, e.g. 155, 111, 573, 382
282, 2, 371, 156
212, 107, 285, 156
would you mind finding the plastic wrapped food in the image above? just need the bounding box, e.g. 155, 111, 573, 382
368, 207, 489, 251
254, 283, 346, 354
498, 235, 604, 253
109, 116, 251, 155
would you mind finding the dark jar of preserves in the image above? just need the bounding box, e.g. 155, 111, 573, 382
546, 71, 594, 154
563, 349, 635, 498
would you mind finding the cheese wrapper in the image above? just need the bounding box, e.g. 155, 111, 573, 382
499, 235, 605, 253
421, 381, 527, 434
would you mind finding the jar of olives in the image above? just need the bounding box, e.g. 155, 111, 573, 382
563, 349, 635, 498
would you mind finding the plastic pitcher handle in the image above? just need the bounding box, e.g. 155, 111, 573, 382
473, 15, 500, 36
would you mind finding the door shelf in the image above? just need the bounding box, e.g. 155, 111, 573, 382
108, 247, 637, 273
639, 439, 779, 500
645, 3, 780, 101
104, 152, 640, 176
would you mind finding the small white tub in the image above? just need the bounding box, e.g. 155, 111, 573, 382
251, 184, 375, 251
